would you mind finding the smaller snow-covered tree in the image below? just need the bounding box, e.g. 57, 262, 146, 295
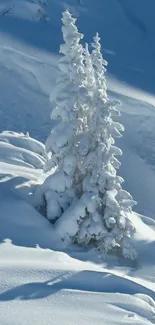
76, 0, 83, 4
79, 34, 136, 258
36, 0, 49, 22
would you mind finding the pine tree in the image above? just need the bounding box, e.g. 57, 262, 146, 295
41, 10, 92, 222
37, 0, 49, 22
35, 10, 136, 258
79, 33, 136, 258
56, 32, 136, 259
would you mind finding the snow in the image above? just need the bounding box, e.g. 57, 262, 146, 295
0, 23, 153, 216
0, 139, 45, 169
0, 170, 155, 324
0, 0, 155, 324
46, 122, 74, 154
0, 131, 45, 156
0, 144, 155, 323
0, 134, 154, 325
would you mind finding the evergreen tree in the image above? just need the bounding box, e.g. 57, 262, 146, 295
56, 32, 136, 259
37, 0, 49, 22
35, 10, 136, 258
41, 10, 92, 222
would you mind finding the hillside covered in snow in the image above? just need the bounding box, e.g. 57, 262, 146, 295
0, 1, 155, 324
0, 0, 155, 216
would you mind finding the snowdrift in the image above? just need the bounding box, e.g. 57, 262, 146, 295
0, 133, 45, 169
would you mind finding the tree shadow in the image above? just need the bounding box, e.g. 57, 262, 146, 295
0, 270, 154, 301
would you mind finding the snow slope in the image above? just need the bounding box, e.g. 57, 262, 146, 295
0, 0, 155, 324
0, 0, 155, 216
1, 0, 155, 92
0, 137, 155, 325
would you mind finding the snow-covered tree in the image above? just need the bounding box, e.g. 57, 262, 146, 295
45, 9, 89, 174
78, 34, 136, 258
34, 11, 136, 259
36, 0, 49, 22
56, 32, 137, 259
36, 10, 93, 222
76, 0, 83, 5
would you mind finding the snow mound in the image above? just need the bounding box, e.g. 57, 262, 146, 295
0, 131, 45, 157
0, 132, 46, 169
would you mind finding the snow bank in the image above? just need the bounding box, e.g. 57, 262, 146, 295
0, 137, 45, 169
0, 131, 45, 157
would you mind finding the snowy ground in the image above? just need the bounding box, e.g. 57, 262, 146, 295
0, 0, 155, 324
0, 135, 155, 324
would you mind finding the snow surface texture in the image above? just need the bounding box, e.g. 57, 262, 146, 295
0, 0, 155, 324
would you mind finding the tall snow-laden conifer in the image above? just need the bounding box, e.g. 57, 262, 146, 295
41, 10, 93, 222
35, 11, 136, 258
56, 32, 136, 259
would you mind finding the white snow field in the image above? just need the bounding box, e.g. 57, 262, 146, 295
0, 139, 155, 324
0, 0, 155, 324
0, 137, 155, 325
